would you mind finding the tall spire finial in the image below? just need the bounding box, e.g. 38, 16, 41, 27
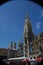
25, 12, 29, 19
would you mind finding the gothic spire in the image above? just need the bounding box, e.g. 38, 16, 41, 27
25, 12, 29, 19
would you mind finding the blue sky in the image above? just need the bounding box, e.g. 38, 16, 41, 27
0, 1, 43, 48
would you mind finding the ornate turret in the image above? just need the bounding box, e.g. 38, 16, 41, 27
8, 41, 13, 58
9, 41, 13, 49
13, 42, 16, 49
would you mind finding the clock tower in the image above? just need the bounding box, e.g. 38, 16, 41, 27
23, 13, 34, 58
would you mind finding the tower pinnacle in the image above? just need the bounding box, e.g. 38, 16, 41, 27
24, 13, 34, 42
25, 12, 29, 19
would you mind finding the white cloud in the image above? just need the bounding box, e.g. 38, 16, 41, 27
36, 22, 41, 29
40, 10, 43, 17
